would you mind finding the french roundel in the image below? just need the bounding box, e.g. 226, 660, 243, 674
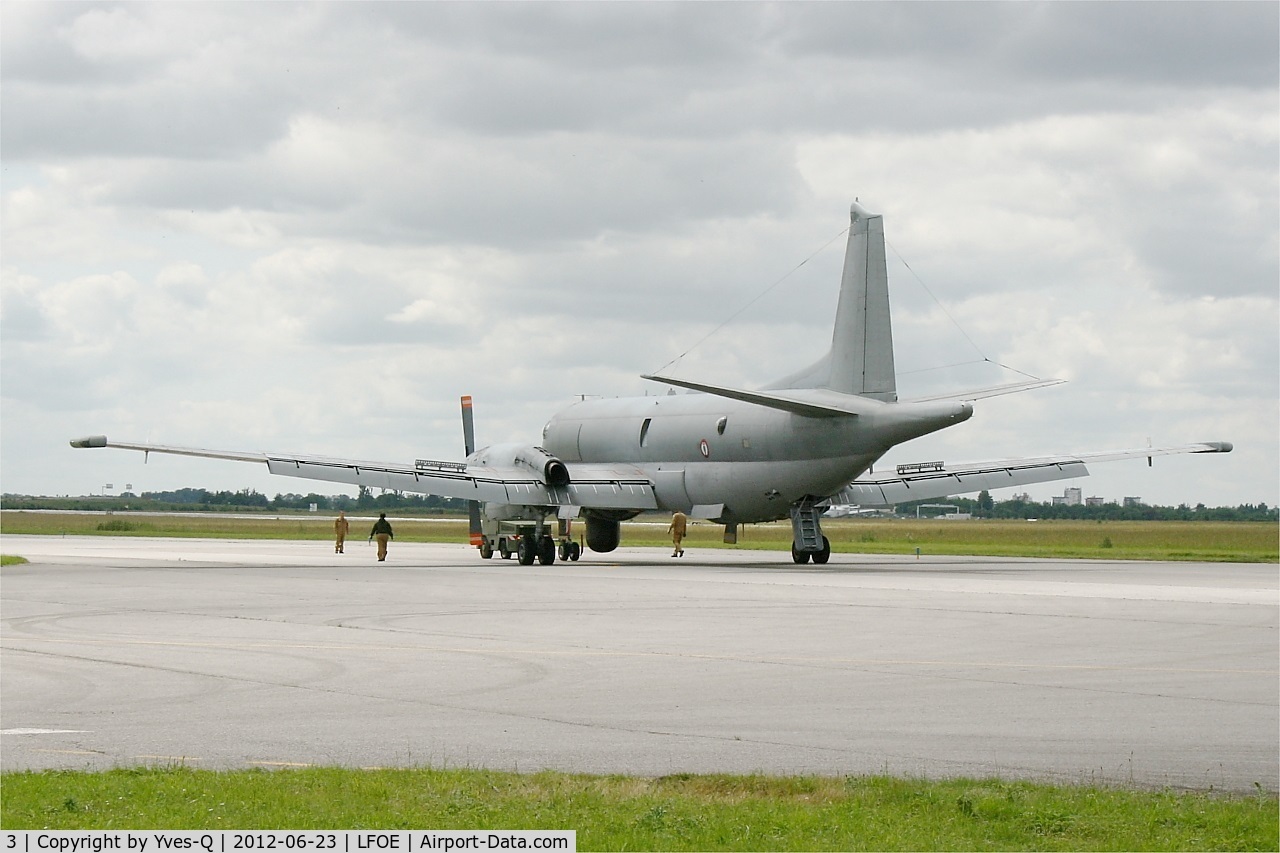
699, 439, 710, 458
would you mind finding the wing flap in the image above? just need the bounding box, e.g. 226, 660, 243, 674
838, 460, 1089, 506
836, 441, 1232, 507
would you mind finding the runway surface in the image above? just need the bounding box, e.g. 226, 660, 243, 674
2, 535, 1276, 791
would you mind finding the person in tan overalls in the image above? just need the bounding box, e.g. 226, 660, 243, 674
668, 510, 688, 558
333, 511, 350, 554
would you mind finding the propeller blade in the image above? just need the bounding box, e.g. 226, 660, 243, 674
461, 395, 482, 545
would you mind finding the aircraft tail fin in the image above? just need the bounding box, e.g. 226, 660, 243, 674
831, 201, 896, 400
764, 201, 897, 400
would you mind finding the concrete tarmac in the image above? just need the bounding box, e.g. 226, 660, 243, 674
2, 535, 1276, 791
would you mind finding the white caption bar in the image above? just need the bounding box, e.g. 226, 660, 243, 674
3, 833, 574, 853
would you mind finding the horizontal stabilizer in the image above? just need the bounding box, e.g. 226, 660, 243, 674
901, 377, 1067, 403
641, 374, 881, 418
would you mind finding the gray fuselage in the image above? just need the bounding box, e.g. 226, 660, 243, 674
543, 392, 971, 523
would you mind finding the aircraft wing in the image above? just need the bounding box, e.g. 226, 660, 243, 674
69, 436, 657, 511
833, 441, 1233, 507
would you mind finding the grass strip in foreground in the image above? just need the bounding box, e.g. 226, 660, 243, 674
2, 767, 1276, 851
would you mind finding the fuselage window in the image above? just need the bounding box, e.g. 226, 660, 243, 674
716, 416, 728, 435
639, 417, 652, 448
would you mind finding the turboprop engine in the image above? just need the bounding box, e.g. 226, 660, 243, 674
468, 442, 570, 487
584, 512, 625, 553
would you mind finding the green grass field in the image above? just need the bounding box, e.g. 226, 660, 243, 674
2, 767, 1275, 850
3, 511, 1275, 562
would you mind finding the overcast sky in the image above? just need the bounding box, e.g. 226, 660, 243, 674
3, 1, 1277, 508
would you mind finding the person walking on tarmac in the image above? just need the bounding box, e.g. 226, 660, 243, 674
333, 511, 350, 554
369, 512, 394, 561
668, 510, 688, 557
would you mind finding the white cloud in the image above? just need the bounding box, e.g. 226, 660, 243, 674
1, 2, 1274, 508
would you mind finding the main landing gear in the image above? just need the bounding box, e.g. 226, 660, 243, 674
790, 497, 832, 564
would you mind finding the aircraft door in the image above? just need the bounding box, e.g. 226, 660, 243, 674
653, 469, 692, 512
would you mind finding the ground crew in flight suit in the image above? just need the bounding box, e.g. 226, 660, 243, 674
334, 511, 350, 554
369, 512, 394, 561
668, 510, 687, 557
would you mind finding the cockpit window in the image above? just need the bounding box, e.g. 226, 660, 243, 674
640, 418, 652, 448
716, 416, 728, 435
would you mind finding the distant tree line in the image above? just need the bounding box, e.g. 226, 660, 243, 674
896, 492, 1277, 523
1, 488, 1275, 522
1, 486, 466, 515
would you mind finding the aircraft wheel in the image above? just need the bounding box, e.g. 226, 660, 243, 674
479, 539, 494, 560
557, 541, 570, 562
811, 536, 831, 565
791, 543, 811, 564
538, 535, 556, 565
517, 536, 537, 565
569, 542, 581, 561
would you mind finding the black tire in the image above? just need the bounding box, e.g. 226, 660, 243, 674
569, 542, 581, 561
538, 536, 556, 565
479, 540, 494, 559
499, 539, 512, 560
812, 536, 831, 565
517, 536, 536, 565
557, 541, 569, 562
791, 543, 811, 564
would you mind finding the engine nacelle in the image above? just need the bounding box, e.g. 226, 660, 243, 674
470, 442, 570, 487
585, 515, 620, 553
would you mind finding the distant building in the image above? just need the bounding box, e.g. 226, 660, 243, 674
1051, 496, 1066, 506
1011, 492, 1032, 503
1123, 496, 1143, 507
1085, 496, 1105, 507
1064, 487, 1083, 506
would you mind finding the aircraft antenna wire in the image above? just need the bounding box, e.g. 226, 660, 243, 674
886, 239, 1047, 383
897, 359, 989, 377
652, 225, 852, 377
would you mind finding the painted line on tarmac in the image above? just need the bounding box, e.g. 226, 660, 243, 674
249, 760, 315, 768
6, 636, 1276, 676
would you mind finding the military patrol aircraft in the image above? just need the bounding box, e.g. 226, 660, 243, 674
72, 201, 1231, 564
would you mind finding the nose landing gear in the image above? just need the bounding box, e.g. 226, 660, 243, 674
790, 536, 831, 564
790, 497, 832, 564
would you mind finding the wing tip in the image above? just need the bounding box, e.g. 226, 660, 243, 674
70, 435, 107, 449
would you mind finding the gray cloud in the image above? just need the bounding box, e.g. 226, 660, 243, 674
1, 1, 1274, 505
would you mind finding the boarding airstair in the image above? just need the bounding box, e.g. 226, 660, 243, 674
789, 496, 830, 563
